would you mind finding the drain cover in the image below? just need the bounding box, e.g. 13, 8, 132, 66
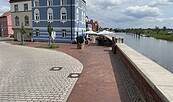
50, 67, 62, 71
68, 73, 80, 78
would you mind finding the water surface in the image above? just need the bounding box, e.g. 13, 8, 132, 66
116, 33, 173, 73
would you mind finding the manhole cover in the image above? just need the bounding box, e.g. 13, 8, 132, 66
50, 67, 62, 71
68, 73, 80, 78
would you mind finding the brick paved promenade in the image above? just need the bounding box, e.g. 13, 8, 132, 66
2, 36, 132, 102
0, 41, 83, 102
7, 41, 131, 102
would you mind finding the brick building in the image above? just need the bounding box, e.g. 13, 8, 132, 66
0, 11, 13, 37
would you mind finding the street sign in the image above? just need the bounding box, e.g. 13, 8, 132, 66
51, 31, 56, 40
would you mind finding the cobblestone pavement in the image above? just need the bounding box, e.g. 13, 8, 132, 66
0, 42, 83, 102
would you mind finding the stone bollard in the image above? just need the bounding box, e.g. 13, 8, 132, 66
112, 37, 117, 54
112, 37, 115, 52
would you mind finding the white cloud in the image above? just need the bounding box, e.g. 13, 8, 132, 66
86, 0, 123, 10
156, 17, 173, 22
0, 0, 10, 15
149, 0, 173, 7
124, 5, 161, 19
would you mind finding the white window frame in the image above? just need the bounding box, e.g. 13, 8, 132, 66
60, 7, 67, 22
35, 29, 40, 36
47, 0, 53, 6
61, 0, 67, 5
24, 15, 29, 26
15, 16, 19, 26
83, 12, 86, 24
76, 0, 79, 6
47, 8, 53, 22
34, 9, 40, 22
62, 29, 66, 38
34, 0, 39, 7
76, 8, 79, 22
82, 11, 84, 23
24, 3, 28, 11
14, 4, 18, 12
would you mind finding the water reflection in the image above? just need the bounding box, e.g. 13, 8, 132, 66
117, 33, 173, 73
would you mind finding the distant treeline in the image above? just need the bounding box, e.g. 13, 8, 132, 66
100, 26, 173, 41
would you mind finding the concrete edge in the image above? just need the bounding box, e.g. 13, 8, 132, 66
116, 43, 173, 102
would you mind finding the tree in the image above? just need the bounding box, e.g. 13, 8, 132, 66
155, 26, 160, 34
47, 24, 53, 46
163, 26, 167, 31
20, 23, 26, 44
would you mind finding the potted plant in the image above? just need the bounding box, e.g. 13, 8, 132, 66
76, 36, 85, 49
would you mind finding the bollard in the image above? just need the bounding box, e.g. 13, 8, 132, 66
122, 38, 124, 43
112, 37, 115, 52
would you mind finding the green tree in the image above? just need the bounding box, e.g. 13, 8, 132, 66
155, 26, 160, 34
20, 23, 26, 44
163, 26, 167, 31
47, 24, 53, 46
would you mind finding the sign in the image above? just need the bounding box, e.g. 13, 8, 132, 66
51, 31, 56, 40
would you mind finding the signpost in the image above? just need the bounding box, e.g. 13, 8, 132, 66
51, 31, 56, 44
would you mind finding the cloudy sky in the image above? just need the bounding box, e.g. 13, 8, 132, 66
1, 0, 173, 28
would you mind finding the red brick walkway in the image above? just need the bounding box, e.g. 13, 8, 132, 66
7, 41, 130, 102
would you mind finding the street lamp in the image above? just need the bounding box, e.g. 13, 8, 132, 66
76, 1, 79, 43
70, 0, 72, 43
77, 20, 79, 43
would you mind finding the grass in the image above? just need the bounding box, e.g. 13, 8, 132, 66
144, 31, 173, 41
19, 43, 26, 45
48, 45, 59, 49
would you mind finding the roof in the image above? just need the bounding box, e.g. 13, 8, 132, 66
0, 11, 11, 18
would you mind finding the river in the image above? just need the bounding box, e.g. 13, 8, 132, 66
116, 33, 173, 73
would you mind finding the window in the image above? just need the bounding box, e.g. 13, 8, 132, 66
47, 0, 53, 6
15, 16, 19, 26
62, 29, 66, 38
36, 29, 39, 36
24, 3, 28, 11
34, 9, 40, 21
61, 0, 67, 5
25, 16, 29, 26
47, 8, 53, 22
60, 7, 67, 21
82, 11, 84, 23
14, 4, 18, 12
34, 0, 39, 7
83, 12, 86, 24
76, 0, 79, 6
76, 8, 79, 22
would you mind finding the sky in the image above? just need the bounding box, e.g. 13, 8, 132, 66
1, 0, 173, 28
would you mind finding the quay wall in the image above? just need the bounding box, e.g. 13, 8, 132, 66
115, 43, 173, 102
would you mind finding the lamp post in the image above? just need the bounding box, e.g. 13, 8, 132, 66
76, 0, 79, 43
77, 20, 79, 43
70, 0, 72, 43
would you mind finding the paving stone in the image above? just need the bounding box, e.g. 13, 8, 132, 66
0, 42, 83, 101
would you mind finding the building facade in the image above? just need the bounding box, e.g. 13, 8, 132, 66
32, 0, 86, 43
0, 11, 13, 37
10, 0, 32, 41
86, 19, 99, 32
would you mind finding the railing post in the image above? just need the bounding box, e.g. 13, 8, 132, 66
112, 37, 117, 54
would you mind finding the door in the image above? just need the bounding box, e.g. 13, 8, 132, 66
17, 32, 21, 41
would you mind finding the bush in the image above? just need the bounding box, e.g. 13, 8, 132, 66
76, 36, 84, 44
48, 45, 59, 49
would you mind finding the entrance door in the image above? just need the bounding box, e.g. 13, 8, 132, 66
17, 32, 21, 41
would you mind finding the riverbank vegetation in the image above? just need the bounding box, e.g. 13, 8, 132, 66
124, 26, 173, 41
